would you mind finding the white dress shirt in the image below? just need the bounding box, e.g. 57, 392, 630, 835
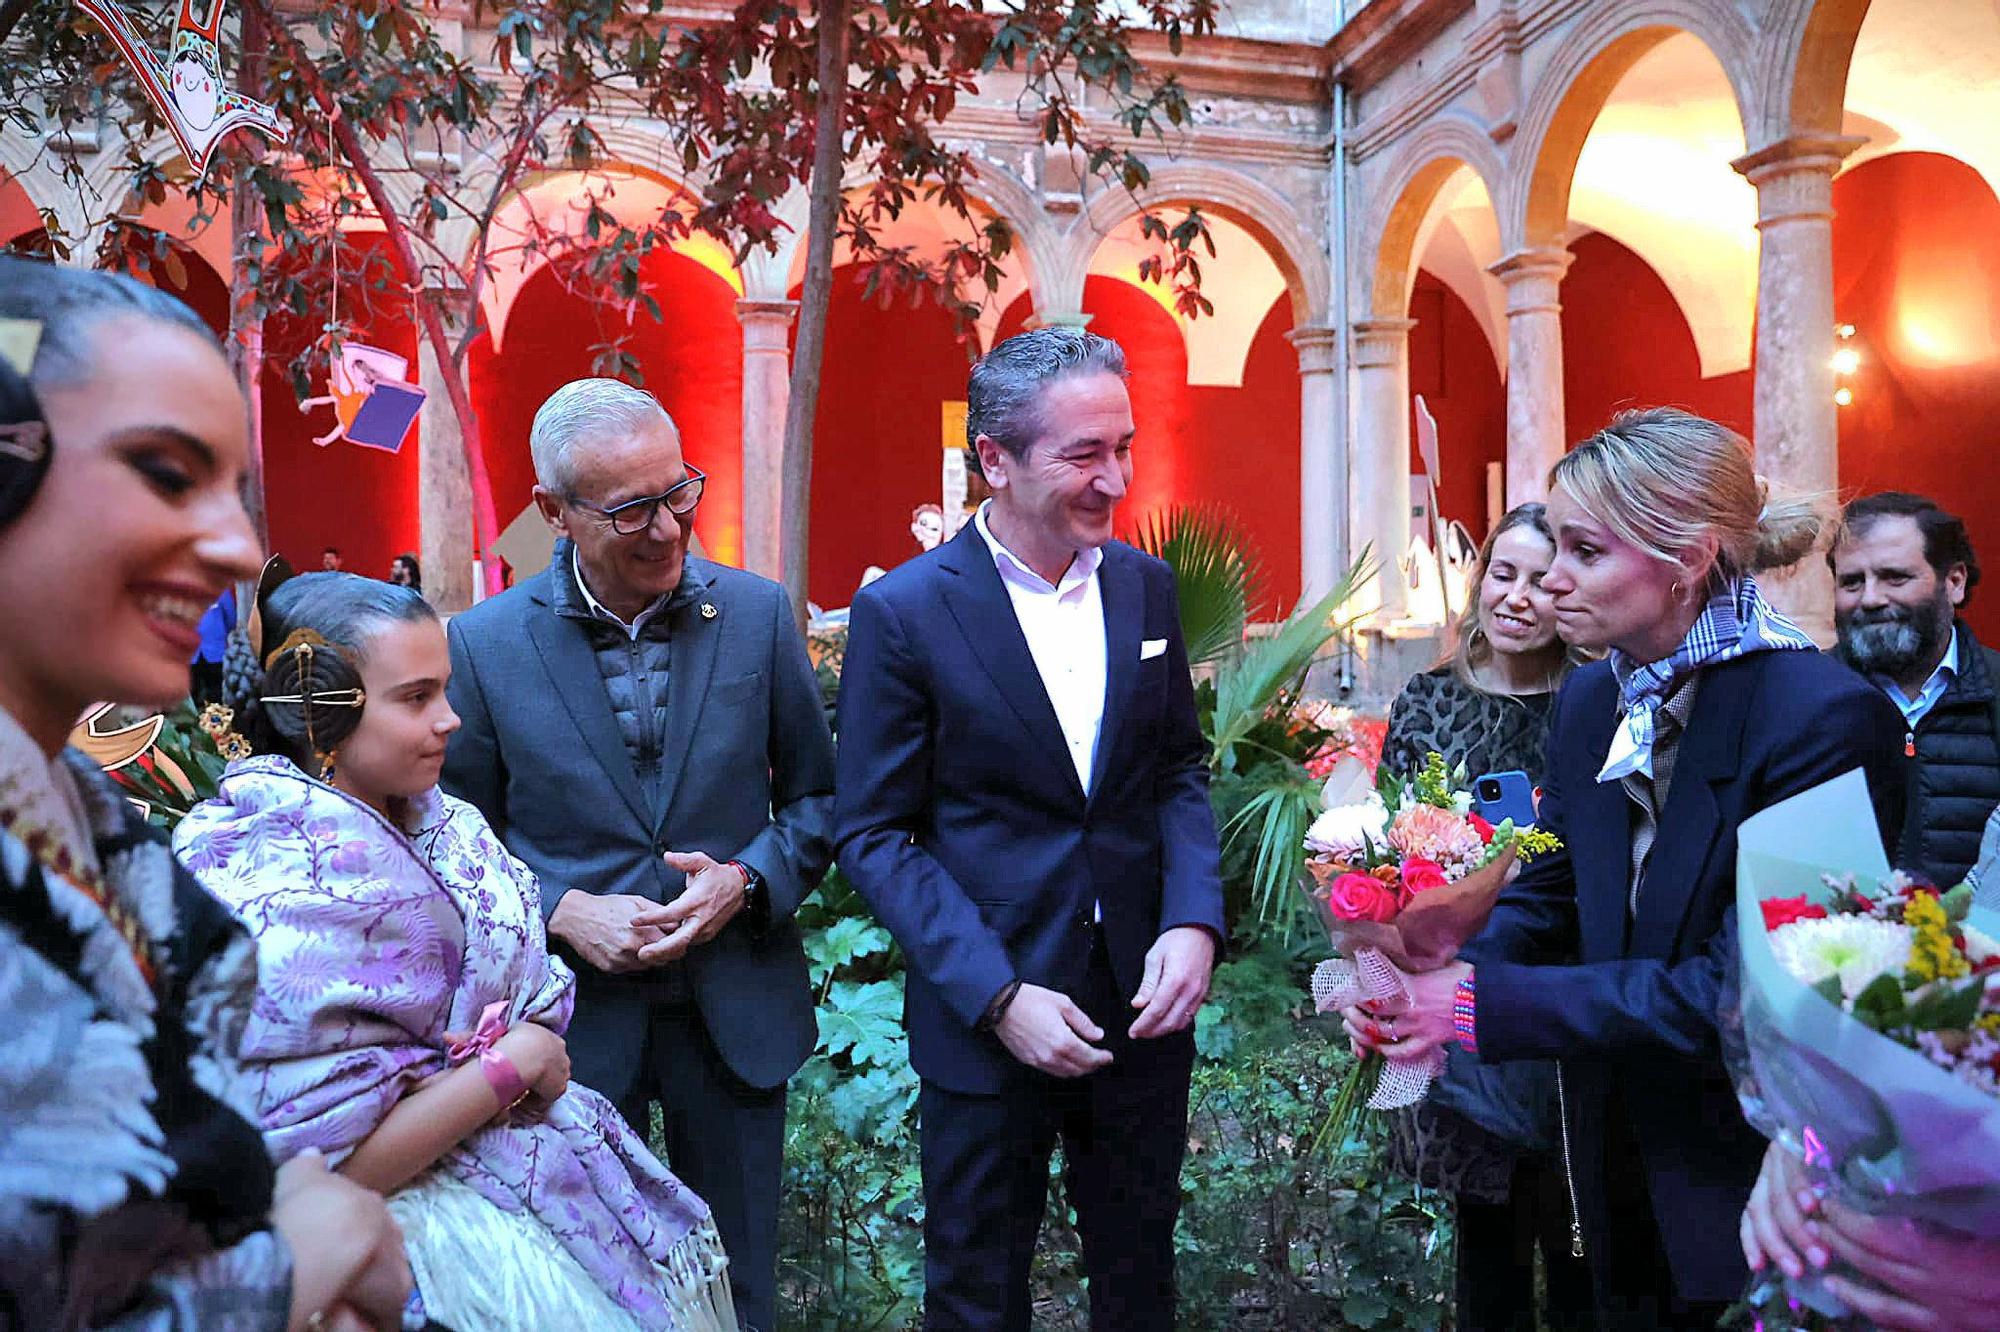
1878, 629, 1959, 729
973, 501, 1107, 795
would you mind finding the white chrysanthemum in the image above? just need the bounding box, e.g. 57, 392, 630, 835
1305, 797, 1388, 860
1770, 916, 1914, 1000
1963, 923, 1999, 967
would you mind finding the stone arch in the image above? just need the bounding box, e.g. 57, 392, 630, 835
1510, 5, 1760, 249
770, 160, 1052, 349
475, 158, 719, 349
1774, 0, 1873, 142
1362, 113, 1508, 320
1070, 162, 1328, 325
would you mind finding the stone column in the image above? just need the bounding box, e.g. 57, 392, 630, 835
1351, 318, 1416, 621
417, 291, 474, 614
1732, 133, 1864, 642
737, 299, 798, 582
1286, 325, 1344, 603
1487, 246, 1573, 506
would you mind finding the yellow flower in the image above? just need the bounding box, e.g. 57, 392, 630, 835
1905, 891, 1971, 983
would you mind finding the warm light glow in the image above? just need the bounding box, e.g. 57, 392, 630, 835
1896, 301, 1999, 369
670, 232, 745, 296
1831, 347, 1862, 375
1836, 323, 1857, 339
1834, 387, 1854, 406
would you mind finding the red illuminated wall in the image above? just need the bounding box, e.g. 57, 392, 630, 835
1408, 270, 1505, 540
470, 249, 746, 570
799, 266, 977, 610
1833, 151, 2000, 641
986, 277, 1303, 613
1559, 229, 1753, 449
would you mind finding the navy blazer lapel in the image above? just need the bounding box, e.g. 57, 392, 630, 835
1569, 711, 1634, 961
1628, 663, 1751, 957
653, 562, 721, 830
525, 589, 651, 827
1088, 545, 1142, 803
936, 525, 1085, 803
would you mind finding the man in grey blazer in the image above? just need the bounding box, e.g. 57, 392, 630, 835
441, 378, 835, 1331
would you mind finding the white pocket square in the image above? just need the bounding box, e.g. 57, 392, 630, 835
1140, 638, 1168, 661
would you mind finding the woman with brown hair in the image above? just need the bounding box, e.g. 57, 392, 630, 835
1379, 502, 1593, 1329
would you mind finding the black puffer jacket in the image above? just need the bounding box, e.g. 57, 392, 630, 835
1856, 621, 2000, 887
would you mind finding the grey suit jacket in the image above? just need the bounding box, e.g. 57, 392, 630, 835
441, 551, 835, 1091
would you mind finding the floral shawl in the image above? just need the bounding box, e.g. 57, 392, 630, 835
173, 756, 713, 1325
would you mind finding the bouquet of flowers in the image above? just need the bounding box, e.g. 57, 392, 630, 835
1302, 752, 1558, 1143
1725, 771, 2000, 1330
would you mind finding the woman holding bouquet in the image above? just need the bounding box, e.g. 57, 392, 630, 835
1347, 408, 1908, 1329
173, 571, 737, 1332
1379, 503, 1594, 1330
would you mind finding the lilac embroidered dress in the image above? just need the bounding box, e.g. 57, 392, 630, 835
173, 756, 734, 1332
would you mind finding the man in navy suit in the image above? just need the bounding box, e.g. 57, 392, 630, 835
834, 327, 1225, 1330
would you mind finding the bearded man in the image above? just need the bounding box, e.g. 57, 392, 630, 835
1830, 492, 2000, 885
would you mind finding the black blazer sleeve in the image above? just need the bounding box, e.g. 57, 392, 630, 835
1473, 676, 1906, 1063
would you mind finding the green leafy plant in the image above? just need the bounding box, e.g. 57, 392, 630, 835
1132, 505, 1264, 669
1195, 546, 1378, 939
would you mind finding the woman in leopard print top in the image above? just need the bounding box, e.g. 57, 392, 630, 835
1381, 503, 1593, 1332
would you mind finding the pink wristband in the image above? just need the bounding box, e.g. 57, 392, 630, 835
479, 1045, 531, 1109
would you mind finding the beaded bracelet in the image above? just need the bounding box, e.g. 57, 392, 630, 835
1451, 972, 1479, 1054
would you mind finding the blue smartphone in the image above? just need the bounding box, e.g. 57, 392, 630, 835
1472, 769, 1537, 828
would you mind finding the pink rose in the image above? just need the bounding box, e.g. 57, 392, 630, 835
1399, 858, 1450, 898
1324, 871, 1399, 923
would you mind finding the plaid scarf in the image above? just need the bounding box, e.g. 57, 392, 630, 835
1598, 575, 1817, 783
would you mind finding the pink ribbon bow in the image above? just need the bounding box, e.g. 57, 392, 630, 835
448, 999, 511, 1063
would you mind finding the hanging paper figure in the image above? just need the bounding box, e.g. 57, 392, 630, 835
73, 0, 290, 181
299, 342, 427, 452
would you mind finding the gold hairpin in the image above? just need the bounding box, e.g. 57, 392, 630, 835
255, 689, 366, 708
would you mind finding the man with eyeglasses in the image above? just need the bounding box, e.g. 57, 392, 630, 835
440, 377, 835, 1331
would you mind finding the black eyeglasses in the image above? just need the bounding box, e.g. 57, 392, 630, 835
573, 466, 706, 536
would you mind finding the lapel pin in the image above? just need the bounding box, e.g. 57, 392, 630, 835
700, 603, 718, 620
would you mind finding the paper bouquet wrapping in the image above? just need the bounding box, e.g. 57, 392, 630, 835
1725, 769, 2000, 1326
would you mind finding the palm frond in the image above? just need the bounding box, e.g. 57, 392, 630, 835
1219, 768, 1323, 939
1209, 544, 1377, 770
1130, 504, 1260, 668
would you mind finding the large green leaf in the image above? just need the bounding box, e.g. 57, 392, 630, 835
816, 978, 908, 1070
1131, 504, 1260, 668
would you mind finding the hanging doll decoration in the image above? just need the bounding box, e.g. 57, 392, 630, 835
73, 0, 290, 181
298, 341, 426, 452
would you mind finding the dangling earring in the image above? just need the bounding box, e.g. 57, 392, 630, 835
317, 750, 338, 783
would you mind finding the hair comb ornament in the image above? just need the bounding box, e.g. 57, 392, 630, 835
0, 319, 51, 529
259, 629, 365, 781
